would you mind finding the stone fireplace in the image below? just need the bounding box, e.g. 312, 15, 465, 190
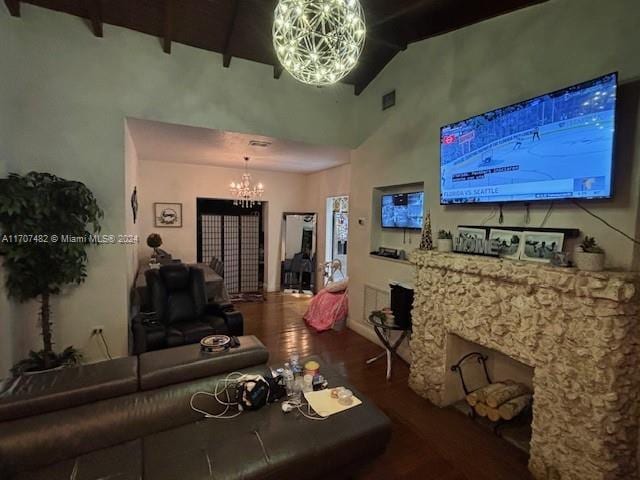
409, 251, 640, 480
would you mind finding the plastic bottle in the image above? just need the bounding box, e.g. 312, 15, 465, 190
302, 374, 313, 393
290, 351, 301, 376
283, 362, 295, 398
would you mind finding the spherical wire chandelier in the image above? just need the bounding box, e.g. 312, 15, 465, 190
273, 0, 366, 86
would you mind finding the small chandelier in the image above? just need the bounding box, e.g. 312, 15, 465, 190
273, 0, 366, 86
229, 157, 264, 208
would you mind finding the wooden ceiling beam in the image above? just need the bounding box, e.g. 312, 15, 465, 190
4, 0, 20, 17
369, 0, 432, 29
353, 48, 400, 96
86, 0, 103, 37
163, 0, 173, 54
408, 0, 548, 45
222, 0, 240, 68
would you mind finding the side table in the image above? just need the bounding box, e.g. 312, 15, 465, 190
365, 317, 410, 381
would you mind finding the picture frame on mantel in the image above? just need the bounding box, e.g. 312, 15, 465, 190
457, 227, 486, 241
520, 231, 564, 263
154, 202, 182, 228
489, 228, 523, 260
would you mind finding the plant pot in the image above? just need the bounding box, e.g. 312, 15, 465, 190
438, 239, 453, 252
573, 250, 605, 272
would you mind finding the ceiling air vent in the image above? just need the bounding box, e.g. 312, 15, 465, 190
382, 90, 396, 111
249, 140, 272, 148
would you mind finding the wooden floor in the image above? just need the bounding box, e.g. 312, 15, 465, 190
237, 293, 532, 480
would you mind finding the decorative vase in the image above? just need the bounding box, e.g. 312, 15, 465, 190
437, 239, 453, 252
573, 250, 605, 272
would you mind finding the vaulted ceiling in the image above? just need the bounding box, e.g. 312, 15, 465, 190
5, 0, 547, 95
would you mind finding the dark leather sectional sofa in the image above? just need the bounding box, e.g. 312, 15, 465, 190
0, 336, 391, 479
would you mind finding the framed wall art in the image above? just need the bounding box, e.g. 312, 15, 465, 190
457, 227, 486, 241
154, 202, 182, 228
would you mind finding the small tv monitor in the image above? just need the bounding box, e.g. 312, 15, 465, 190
381, 192, 424, 229
440, 73, 617, 204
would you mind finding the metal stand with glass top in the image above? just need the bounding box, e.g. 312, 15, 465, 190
366, 316, 411, 381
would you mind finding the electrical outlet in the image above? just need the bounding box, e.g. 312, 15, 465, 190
92, 326, 104, 335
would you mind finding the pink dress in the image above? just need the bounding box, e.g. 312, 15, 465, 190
303, 287, 349, 332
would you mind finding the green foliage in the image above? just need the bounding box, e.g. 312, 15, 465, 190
0, 172, 103, 302
1, 172, 102, 373
580, 236, 604, 254
437, 230, 452, 239
10, 346, 82, 376
146, 233, 162, 249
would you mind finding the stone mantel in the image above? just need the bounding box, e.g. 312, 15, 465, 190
410, 251, 638, 303
408, 250, 640, 480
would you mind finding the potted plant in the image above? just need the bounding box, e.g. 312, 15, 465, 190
146, 233, 162, 264
0, 172, 103, 376
574, 236, 605, 272
437, 230, 453, 252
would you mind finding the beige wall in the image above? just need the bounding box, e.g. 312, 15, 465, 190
0, 138, 9, 374
0, 3, 356, 375
124, 124, 140, 313
137, 160, 309, 292
347, 0, 640, 349
305, 164, 351, 287
0, 158, 11, 377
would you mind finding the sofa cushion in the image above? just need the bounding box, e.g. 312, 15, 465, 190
166, 291, 197, 324
159, 263, 190, 291
138, 335, 269, 391
0, 364, 273, 476
13, 440, 142, 480
0, 356, 139, 422
167, 321, 216, 345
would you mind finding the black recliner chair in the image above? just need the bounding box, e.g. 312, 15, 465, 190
132, 264, 243, 354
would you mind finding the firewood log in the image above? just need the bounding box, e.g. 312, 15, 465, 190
466, 391, 480, 407
466, 382, 507, 407
486, 383, 529, 408
487, 406, 501, 422
498, 394, 532, 420
474, 402, 489, 417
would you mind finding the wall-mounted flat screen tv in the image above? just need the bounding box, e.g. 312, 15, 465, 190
440, 73, 617, 204
381, 192, 424, 229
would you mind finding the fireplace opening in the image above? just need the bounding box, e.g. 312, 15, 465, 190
445, 334, 534, 453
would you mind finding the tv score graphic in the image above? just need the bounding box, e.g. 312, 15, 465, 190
441, 130, 475, 145
440, 73, 617, 204
442, 133, 457, 145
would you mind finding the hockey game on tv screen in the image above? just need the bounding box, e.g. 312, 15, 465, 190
440, 73, 617, 204
381, 192, 424, 229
